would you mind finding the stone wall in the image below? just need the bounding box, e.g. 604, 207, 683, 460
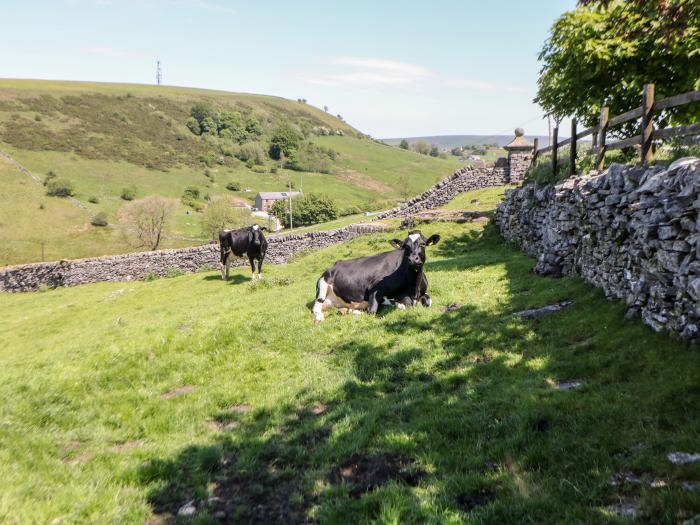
0, 223, 386, 292
496, 158, 700, 340
373, 166, 506, 220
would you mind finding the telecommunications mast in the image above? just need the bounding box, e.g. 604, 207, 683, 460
156, 60, 162, 86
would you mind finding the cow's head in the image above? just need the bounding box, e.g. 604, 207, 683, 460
248, 224, 264, 246
390, 230, 440, 269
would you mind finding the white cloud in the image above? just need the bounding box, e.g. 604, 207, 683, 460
444, 78, 525, 93
329, 57, 431, 78
171, 0, 235, 14
302, 57, 431, 88
83, 46, 133, 57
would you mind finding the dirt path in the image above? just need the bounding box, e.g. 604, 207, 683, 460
0, 147, 94, 219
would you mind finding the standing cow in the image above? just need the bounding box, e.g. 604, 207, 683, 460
312, 230, 440, 322
219, 225, 268, 280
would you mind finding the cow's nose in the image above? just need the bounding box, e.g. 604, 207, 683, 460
409, 256, 422, 265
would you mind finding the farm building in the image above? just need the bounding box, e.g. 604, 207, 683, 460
254, 191, 301, 211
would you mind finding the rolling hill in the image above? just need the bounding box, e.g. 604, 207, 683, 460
382, 134, 551, 149
0, 79, 462, 265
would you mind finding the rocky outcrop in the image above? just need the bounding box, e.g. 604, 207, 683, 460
496, 158, 700, 340
373, 166, 507, 220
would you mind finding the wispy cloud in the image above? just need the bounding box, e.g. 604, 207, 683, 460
302, 57, 431, 88
171, 0, 235, 14
83, 46, 134, 58
444, 78, 526, 93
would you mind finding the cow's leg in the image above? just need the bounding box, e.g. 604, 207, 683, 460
249, 256, 257, 280
367, 289, 383, 315
313, 276, 330, 323
222, 252, 231, 280
257, 257, 264, 279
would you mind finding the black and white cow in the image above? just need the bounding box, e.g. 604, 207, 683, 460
312, 230, 440, 322
219, 225, 268, 280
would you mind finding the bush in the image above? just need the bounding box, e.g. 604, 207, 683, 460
226, 181, 241, 191
413, 140, 430, 155
399, 139, 409, 150
185, 116, 201, 135
46, 179, 74, 197
285, 143, 337, 173
270, 193, 338, 228
88, 196, 99, 204
183, 186, 200, 199
236, 141, 266, 165
44, 170, 57, 186
429, 146, 440, 157
121, 187, 137, 201
269, 122, 302, 160
200, 198, 251, 239
91, 212, 109, 227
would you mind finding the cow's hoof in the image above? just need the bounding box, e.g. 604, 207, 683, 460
396, 303, 406, 310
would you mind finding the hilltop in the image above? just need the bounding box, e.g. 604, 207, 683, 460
0, 79, 462, 265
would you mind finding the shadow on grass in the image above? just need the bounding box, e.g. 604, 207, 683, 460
202, 273, 251, 285
139, 224, 700, 524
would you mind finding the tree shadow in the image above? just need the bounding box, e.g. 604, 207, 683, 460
137, 223, 700, 524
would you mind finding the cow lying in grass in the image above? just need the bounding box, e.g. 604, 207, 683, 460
312, 230, 440, 322
219, 225, 268, 280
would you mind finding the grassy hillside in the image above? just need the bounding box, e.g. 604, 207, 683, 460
1, 187, 698, 524
0, 79, 461, 265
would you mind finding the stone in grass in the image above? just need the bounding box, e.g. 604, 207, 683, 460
555, 380, 585, 391
605, 501, 641, 519
668, 452, 700, 465
515, 301, 573, 319
178, 501, 196, 516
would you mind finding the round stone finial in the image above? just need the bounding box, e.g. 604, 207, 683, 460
514, 127, 525, 137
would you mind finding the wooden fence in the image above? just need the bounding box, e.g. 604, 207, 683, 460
533, 83, 700, 175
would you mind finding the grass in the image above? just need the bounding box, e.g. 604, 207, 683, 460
1, 187, 698, 524
0, 79, 463, 265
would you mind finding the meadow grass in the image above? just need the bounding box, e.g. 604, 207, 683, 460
1, 187, 698, 524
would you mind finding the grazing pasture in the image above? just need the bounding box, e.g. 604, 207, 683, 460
0, 189, 698, 524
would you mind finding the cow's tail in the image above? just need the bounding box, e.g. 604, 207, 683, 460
313, 273, 330, 323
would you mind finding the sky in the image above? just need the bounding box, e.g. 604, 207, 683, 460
1, 0, 576, 138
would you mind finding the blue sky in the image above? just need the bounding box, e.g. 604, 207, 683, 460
1, 0, 575, 137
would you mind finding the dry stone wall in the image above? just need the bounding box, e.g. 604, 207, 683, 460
496, 158, 700, 340
373, 166, 506, 220
0, 223, 386, 292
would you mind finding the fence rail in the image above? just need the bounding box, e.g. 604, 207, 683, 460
535, 83, 700, 175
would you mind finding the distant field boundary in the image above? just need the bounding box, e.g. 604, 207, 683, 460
0, 165, 508, 291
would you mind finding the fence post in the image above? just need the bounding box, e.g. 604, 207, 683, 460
552, 126, 559, 176
532, 138, 539, 166
595, 107, 609, 170
570, 119, 577, 176
641, 83, 655, 164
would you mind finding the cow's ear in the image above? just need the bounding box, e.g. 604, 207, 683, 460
426, 234, 441, 246
389, 239, 404, 249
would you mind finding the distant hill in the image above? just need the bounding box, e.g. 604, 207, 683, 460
382, 134, 551, 149
0, 79, 462, 265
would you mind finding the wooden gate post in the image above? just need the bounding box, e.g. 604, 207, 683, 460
595, 107, 609, 170
570, 119, 577, 176
552, 126, 559, 176
532, 138, 539, 165
641, 83, 655, 164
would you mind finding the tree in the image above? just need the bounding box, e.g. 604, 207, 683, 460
399, 139, 409, 150
119, 196, 176, 250
269, 122, 302, 160
270, 193, 338, 228
91, 212, 108, 227
413, 140, 430, 155
429, 146, 440, 157
200, 198, 251, 239
121, 186, 137, 201
323, 105, 329, 112
451, 147, 463, 156
535, 0, 700, 135
46, 179, 74, 197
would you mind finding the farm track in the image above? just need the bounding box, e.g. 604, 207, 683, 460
0, 147, 95, 219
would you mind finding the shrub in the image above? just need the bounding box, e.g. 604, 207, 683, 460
166, 267, 185, 278
91, 212, 109, 227
399, 139, 409, 150
236, 142, 265, 165
46, 179, 74, 197
429, 146, 440, 157
44, 170, 57, 186
121, 187, 137, 201
269, 122, 302, 160
200, 198, 251, 239
185, 117, 201, 135
119, 196, 176, 250
226, 181, 241, 191
88, 196, 99, 204
39, 203, 45, 210
183, 186, 200, 199
413, 140, 430, 155
270, 193, 338, 228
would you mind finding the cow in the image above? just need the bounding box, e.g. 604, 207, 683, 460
219, 225, 268, 280
312, 230, 440, 322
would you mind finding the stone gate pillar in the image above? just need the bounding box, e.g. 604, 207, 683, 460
504, 128, 533, 184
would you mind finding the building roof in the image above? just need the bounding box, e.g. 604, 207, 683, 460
256, 191, 302, 200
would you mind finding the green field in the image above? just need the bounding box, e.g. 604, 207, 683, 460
0, 79, 462, 265
1, 187, 698, 524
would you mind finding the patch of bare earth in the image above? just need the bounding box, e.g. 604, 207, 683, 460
328, 453, 425, 497
160, 385, 196, 399
337, 170, 394, 194
230, 404, 252, 413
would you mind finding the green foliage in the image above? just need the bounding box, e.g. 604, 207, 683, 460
46, 179, 74, 197
185, 116, 201, 135
120, 186, 137, 201
88, 195, 99, 204
181, 186, 204, 211
200, 198, 251, 239
166, 267, 185, 278
225, 181, 241, 192
90, 211, 108, 227
43, 170, 57, 186
285, 142, 337, 173
429, 145, 439, 157
413, 140, 430, 155
451, 147, 462, 156
270, 193, 338, 227
235, 142, 265, 165
536, 0, 700, 134
269, 122, 302, 160
399, 139, 409, 150
183, 186, 200, 199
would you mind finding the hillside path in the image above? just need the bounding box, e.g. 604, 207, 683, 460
0, 147, 94, 219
